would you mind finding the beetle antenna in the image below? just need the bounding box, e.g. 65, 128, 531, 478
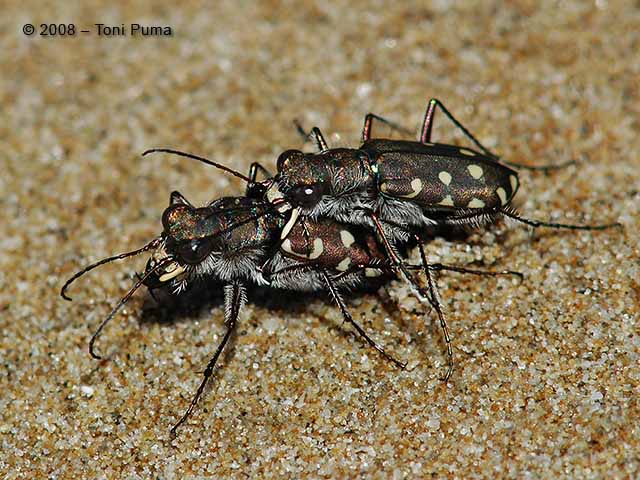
501, 208, 622, 231
142, 148, 254, 184
88, 258, 172, 359
60, 238, 162, 301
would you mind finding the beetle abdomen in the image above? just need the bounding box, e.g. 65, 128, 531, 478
280, 218, 388, 278
368, 142, 519, 211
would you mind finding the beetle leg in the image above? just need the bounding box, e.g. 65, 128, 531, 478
408, 262, 524, 282
321, 269, 406, 369
420, 98, 496, 155
293, 119, 329, 151
368, 214, 455, 379
247, 162, 273, 183
170, 282, 245, 437
421, 98, 577, 171
416, 240, 453, 382
362, 113, 414, 142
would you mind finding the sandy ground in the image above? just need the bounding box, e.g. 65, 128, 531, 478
1, 1, 639, 478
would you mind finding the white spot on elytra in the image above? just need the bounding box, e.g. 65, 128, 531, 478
467, 164, 484, 179
438, 195, 454, 206
496, 187, 508, 205
340, 230, 355, 248
459, 148, 476, 156
281, 237, 324, 259
281, 239, 295, 255
337, 257, 351, 271
468, 198, 486, 208
438, 171, 452, 186
308, 238, 324, 260
400, 178, 423, 199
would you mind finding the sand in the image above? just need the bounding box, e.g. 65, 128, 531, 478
1, 1, 639, 478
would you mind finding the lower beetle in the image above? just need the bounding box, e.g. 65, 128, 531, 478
61, 190, 519, 435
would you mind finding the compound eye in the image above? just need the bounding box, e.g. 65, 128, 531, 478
175, 238, 213, 265
288, 184, 324, 208
162, 204, 193, 232
277, 149, 304, 172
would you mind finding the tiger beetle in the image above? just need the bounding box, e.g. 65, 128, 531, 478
61, 181, 519, 435
281, 99, 620, 380
271, 98, 619, 238
60, 193, 400, 435
143, 98, 621, 384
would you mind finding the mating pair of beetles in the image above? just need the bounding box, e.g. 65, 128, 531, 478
61, 99, 619, 435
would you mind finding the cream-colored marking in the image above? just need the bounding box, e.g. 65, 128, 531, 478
460, 148, 476, 156
281, 239, 295, 255
151, 249, 168, 264
438, 171, 452, 186
496, 187, 508, 205
340, 229, 355, 248
411, 178, 423, 195
159, 264, 186, 282
308, 238, 324, 260
266, 182, 283, 202
370, 164, 378, 174
380, 182, 389, 193
438, 195, 454, 206
280, 208, 300, 240
400, 178, 423, 199
468, 198, 486, 208
467, 164, 484, 179
365, 268, 383, 277
336, 257, 351, 272
509, 175, 519, 193
266, 182, 290, 213
282, 237, 324, 259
